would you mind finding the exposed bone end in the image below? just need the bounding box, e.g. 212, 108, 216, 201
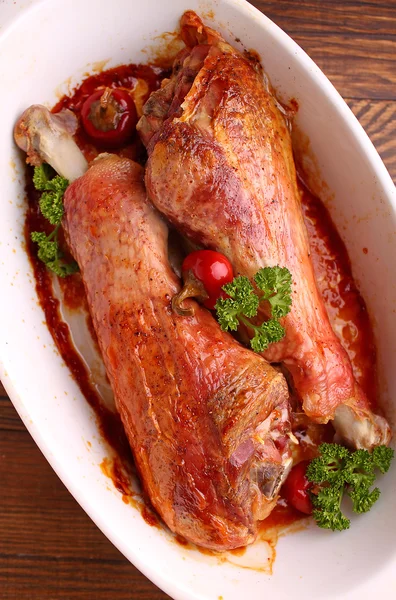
14, 104, 88, 182
333, 404, 392, 450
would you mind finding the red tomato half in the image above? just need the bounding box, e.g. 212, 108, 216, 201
283, 461, 313, 515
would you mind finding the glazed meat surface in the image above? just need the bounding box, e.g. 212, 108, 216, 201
62, 154, 291, 551
139, 11, 391, 449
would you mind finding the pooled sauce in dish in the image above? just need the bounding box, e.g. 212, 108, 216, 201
24, 184, 131, 465
301, 183, 377, 407
24, 62, 378, 554
53, 63, 169, 163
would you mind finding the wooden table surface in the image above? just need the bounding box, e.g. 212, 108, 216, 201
1, 1, 395, 599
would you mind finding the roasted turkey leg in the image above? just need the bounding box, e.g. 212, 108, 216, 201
138, 11, 391, 449
62, 154, 291, 551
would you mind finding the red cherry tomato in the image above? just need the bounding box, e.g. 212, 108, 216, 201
81, 88, 137, 148
182, 250, 234, 309
283, 461, 313, 515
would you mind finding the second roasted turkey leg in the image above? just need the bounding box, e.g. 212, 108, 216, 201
139, 11, 390, 449
62, 154, 291, 550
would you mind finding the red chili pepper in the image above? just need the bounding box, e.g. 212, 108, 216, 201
182, 250, 234, 309
283, 461, 313, 515
81, 88, 137, 147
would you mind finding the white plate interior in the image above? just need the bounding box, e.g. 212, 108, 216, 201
0, 1, 396, 599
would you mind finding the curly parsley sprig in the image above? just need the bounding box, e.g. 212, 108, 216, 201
306, 443, 394, 531
31, 164, 78, 277
215, 266, 292, 352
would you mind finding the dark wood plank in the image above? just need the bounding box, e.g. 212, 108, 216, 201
347, 99, 396, 182
0, 430, 120, 560
252, 1, 396, 37
292, 35, 396, 100
0, 381, 26, 433
0, 397, 26, 432
0, 555, 169, 600
251, 0, 396, 99
0, 427, 170, 600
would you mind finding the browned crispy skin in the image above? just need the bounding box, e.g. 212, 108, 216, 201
139, 11, 390, 449
62, 154, 291, 550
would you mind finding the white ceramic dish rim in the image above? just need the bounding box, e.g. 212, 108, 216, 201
1, 1, 395, 599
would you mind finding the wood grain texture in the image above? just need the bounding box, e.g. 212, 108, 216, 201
291, 36, 395, 99
1, 2, 395, 599
253, 0, 396, 36
252, 0, 396, 99
0, 392, 25, 432
0, 429, 170, 600
347, 99, 396, 180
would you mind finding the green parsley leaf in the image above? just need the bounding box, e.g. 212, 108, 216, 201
216, 276, 259, 332
32, 164, 52, 190
311, 484, 350, 531
222, 276, 260, 318
31, 165, 78, 277
39, 189, 65, 226
31, 229, 78, 278
215, 297, 243, 331
215, 266, 292, 353
306, 443, 393, 531
34, 166, 68, 226
349, 486, 380, 514
47, 257, 79, 278
306, 443, 350, 485
372, 445, 394, 473
250, 319, 285, 352
254, 266, 292, 318
31, 231, 58, 263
